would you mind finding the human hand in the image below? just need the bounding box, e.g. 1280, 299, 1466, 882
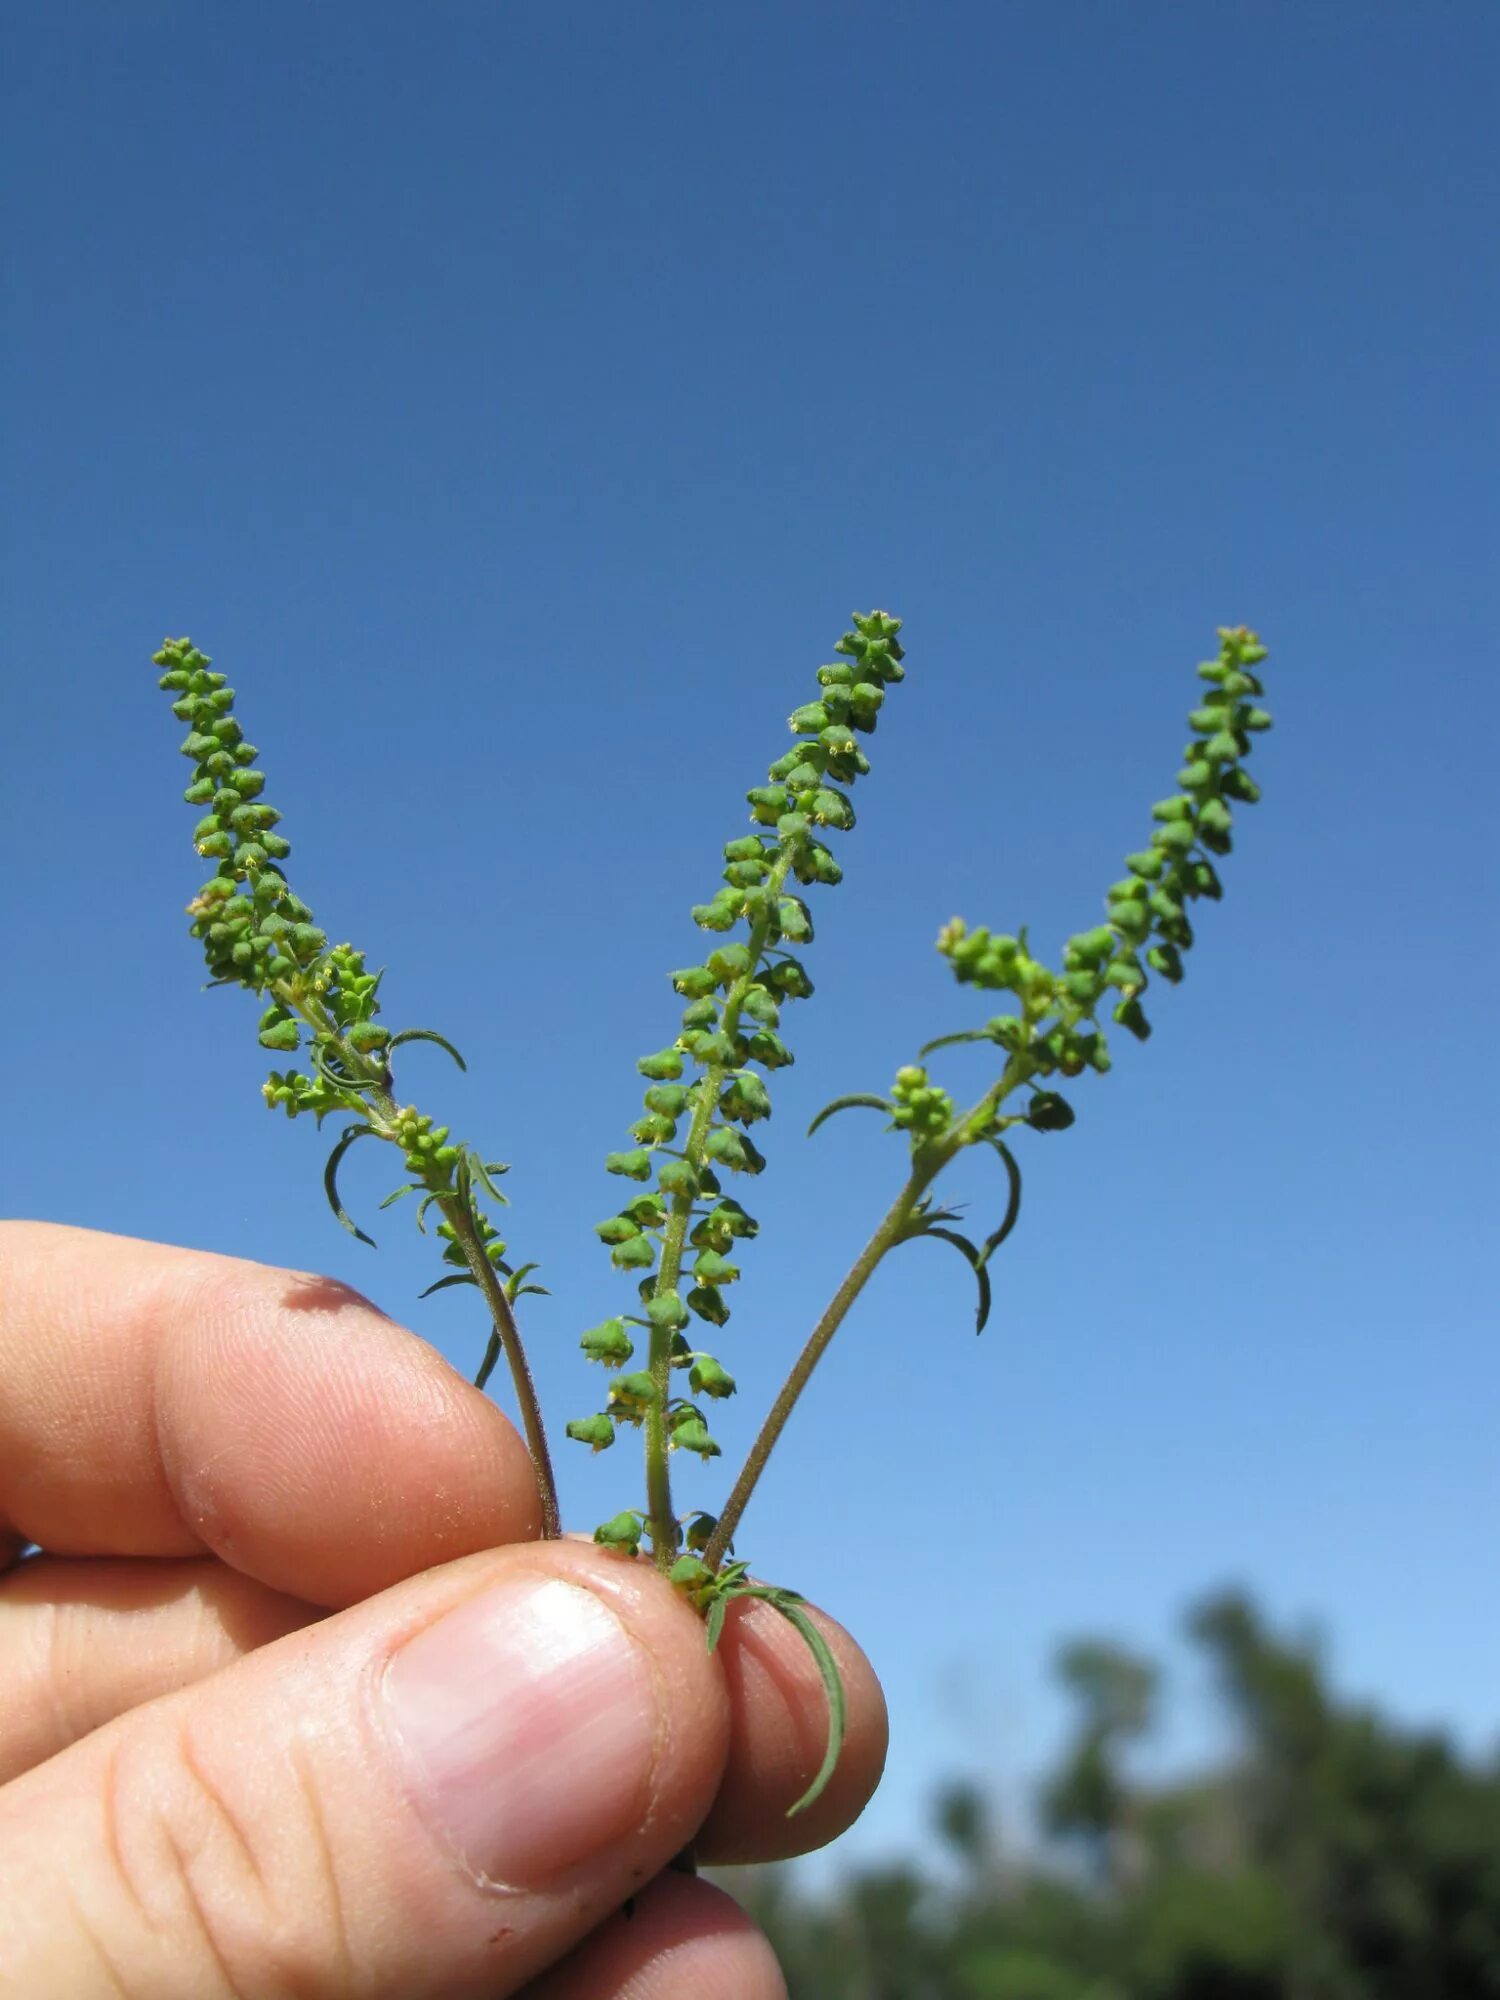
0, 1224, 886, 1997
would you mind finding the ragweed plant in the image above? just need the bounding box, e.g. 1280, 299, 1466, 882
152, 614, 1272, 1817
150, 638, 560, 1535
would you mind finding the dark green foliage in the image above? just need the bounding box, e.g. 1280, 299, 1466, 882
726, 1593, 1500, 2000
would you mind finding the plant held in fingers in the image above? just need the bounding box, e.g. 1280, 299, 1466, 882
153, 613, 1273, 1814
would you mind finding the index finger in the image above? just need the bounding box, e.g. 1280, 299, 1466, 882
0, 1223, 542, 1605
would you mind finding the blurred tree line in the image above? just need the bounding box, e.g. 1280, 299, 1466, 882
723, 1592, 1500, 1998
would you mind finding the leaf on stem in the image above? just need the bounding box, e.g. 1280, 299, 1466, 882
747, 1587, 848, 1817
467, 1152, 511, 1203
323, 1125, 377, 1247
388, 1027, 468, 1071
913, 1224, 993, 1335
673, 1558, 848, 1818
419, 1271, 480, 1299
312, 1042, 379, 1100
378, 1181, 425, 1210
979, 1138, 1024, 1264
506, 1260, 550, 1302
474, 1331, 501, 1391
806, 1093, 894, 1137
917, 1028, 994, 1057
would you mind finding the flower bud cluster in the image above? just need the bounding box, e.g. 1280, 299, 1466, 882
155, 640, 393, 1116
156, 638, 512, 1288
890, 1064, 956, 1136
570, 614, 906, 1483
936, 628, 1270, 1124
155, 638, 311, 983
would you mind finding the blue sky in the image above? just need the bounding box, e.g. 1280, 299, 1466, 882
3, 3, 1496, 1865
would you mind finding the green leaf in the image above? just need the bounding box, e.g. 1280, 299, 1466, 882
704, 1584, 736, 1648
807, 1093, 893, 1137
378, 1181, 425, 1210
311, 1042, 374, 1097
916, 1225, 993, 1336
750, 1590, 848, 1817
418, 1272, 479, 1299
387, 1028, 468, 1071
468, 1154, 511, 1202
324, 1126, 377, 1246
505, 1261, 548, 1303
473, 1330, 501, 1391
705, 1595, 729, 1653
979, 1139, 1024, 1269
917, 1029, 992, 1057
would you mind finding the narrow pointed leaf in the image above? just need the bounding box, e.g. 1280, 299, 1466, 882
378, 1182, 425, 1210
324, 1126, 377, 1247
807, 1093, 893, 1138
418, 1272, 479, 1299
916, 1225, 992, 1333
980, 1139, 1024, 1264
474, 1330, 501, 1391
310, 1047, 354, 1094
388, 1028, 467, 1071
705, 1595, 729, 1653
918, 1029, 992, 1057
469, 1154, 511, 1203
894, 1202, 961, 1244
749, 1591, 847, 1816
915, 1202, 967, 1228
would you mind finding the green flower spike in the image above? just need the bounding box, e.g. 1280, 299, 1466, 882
685, 626, 1271, 1816
572, 612, 907, 1579
153, 637, 560, 1538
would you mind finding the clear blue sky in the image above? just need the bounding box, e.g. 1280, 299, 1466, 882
3, 3, 1496, 1866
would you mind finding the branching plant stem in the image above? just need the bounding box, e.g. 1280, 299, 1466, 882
702, 1061, 1032, 1571
154, 617, 1273, 1821
644, 836, 805, 1569
282, 981, 562, 1538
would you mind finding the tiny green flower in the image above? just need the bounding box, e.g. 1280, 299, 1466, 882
581, 1319, 636, 1366
567, 1413, 617, 1452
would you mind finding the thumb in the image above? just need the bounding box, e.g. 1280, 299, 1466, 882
0, 1541, 730, 1999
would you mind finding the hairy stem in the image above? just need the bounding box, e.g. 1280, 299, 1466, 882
702, 1147, 947, 1571
440, 1191, 561, 1539
643, 837, 806, 1569
277, 979, 561, 1539
703, 1056, 1034, 1572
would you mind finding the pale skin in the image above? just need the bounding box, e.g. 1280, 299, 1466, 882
0, 1223, 888, 1998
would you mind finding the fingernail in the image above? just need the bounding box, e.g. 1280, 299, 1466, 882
384, 1574, 660, 1886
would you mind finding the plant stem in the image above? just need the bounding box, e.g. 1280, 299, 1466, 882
276, 980, 562, 1539
702, 1055, 1035, 1572
643, 839, 805, 1570
701, 1146, 949, 1572
438, 1189, 561, 1540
